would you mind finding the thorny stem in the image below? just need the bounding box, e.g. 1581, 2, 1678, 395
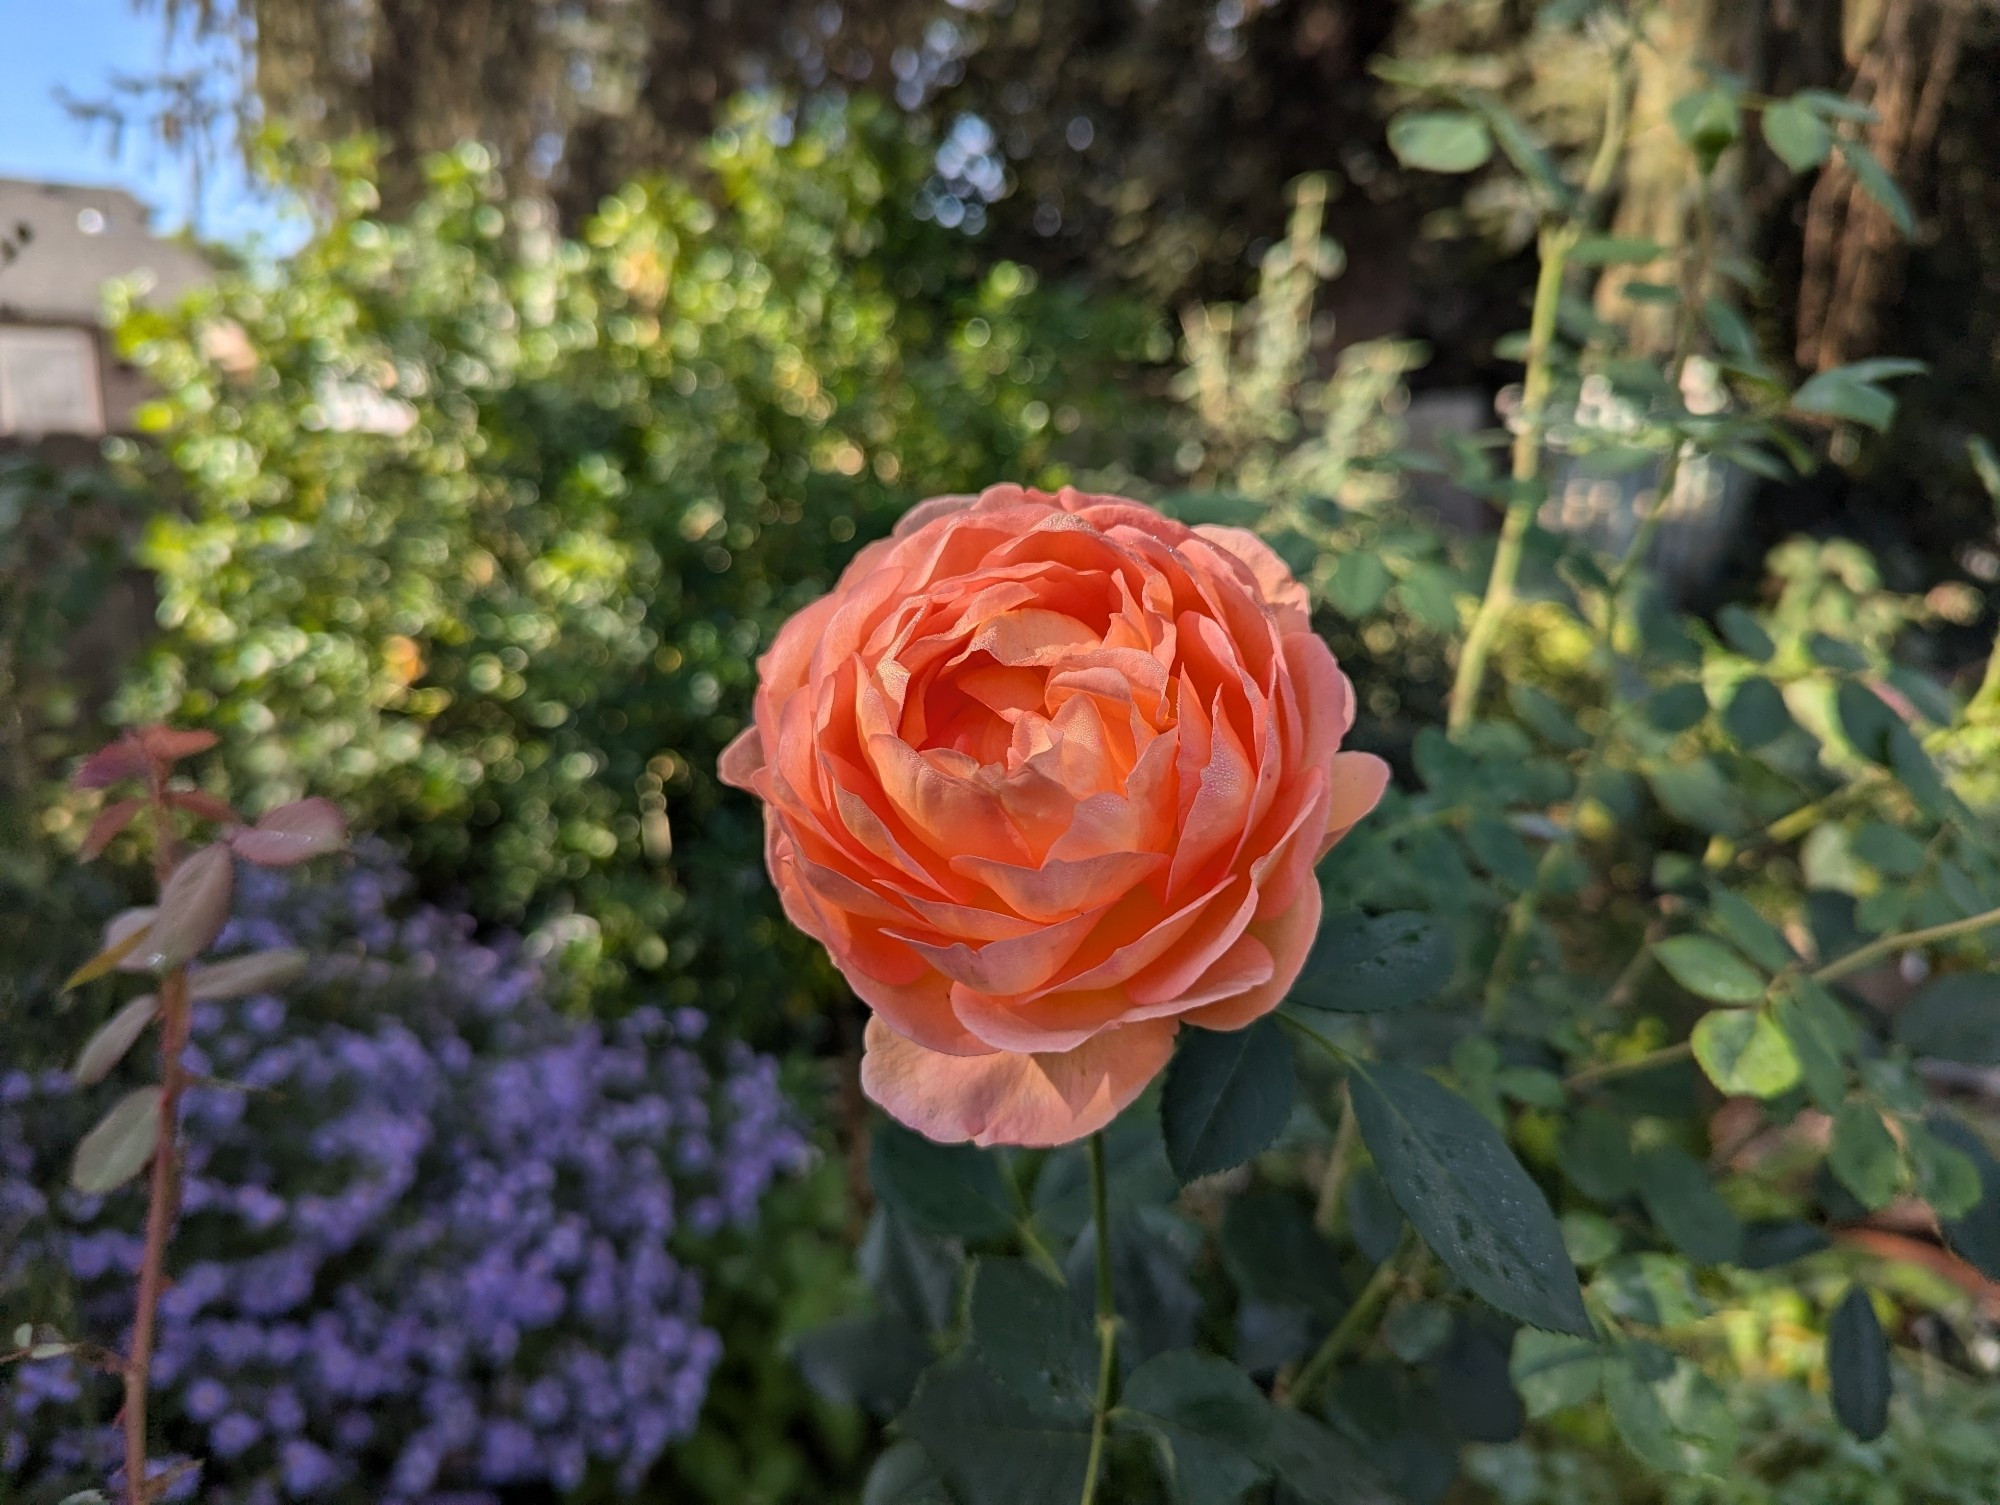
1078, 1132, 1118, 1505
1810, 901, 2000, 985
1313, 1084, 1359, 1237
1565, 902, 2000, 1090
1286, 1227, 1417, 1409
1448, 46, 1632, 737
1448, 221, 1576, 736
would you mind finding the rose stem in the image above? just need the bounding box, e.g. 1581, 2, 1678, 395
1448, 51, 1630, 736
124, 759, 190, 1505
1285, 1226, 1415, 1409
1077, 1131, 1118, 1505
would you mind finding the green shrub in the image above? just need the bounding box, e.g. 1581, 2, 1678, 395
111, 96, 1165, 1040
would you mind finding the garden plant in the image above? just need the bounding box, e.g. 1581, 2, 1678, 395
6, 4, 2000, 1503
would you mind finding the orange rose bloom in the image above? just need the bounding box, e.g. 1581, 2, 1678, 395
720, 486, 1388, 1146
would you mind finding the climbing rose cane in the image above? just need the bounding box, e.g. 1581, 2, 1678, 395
721, 486, 1387, 1145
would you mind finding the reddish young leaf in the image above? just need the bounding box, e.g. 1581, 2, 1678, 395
230, 798, 348, 867
78, 798, 145, 861
138, 727, 220, 764
144, 845, 235, 971
72, 738, 151, 790
167, 788, 241, 827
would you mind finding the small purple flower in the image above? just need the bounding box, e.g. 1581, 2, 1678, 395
0, 845, 806, 1502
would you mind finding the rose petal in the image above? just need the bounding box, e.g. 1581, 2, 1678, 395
1321, 751, 1391, 852
860, 1014, 1177, 1147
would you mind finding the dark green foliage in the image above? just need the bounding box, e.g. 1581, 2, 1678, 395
1828, 1289, 1892, 1442
1160, 1020, 1295, 1184
1290, 911, 1454, 1014
1350, 1063, 1590, 1336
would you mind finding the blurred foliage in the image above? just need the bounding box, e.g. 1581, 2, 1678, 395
110, 94, 1167, 1043
0, 457, 148, 1062
785, 14, 2000, 1504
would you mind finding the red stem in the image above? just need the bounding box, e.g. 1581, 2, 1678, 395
124, 757, 186, 1505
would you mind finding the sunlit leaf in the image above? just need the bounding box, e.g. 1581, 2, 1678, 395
1653, 935, 1766, 1004
1387, 109, 1494, 173
229, 797, 349, 866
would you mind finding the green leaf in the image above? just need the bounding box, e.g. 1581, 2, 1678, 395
1837, 139, 1914, 235
1466, 817, 1538, 887
1471, 93, 1574, 210
1671, 87, 1742, 172
1509, 684, 1590, 749
1326, 552, 1391, 617
1257, 1408, 1402, 1505
859, 1207, 960, 1333
1382, 1300, 1454, 1362
1387, 109, 1494, 173
1220, 1190, 1346, 1319
1795, 375, 1893, 430
1836, 681, 1901, 762
1510, 1329, 1605, 1418
1064, 1211, 1200, 1361
70, 1086, 163, 1195
1905, 1124, 1983, 1220
1349, 1062, 1589, 1335
1706, 888, 1795, 972
1928, 1114, 2000, 1280
1722, 677, 1794, 748
1571, 235, 1666, 266
1604, 1360, 1683, 1473
1969, 435, 2000, 505
1653, 935, 1766, 1004
901, 1358, 1091, 1505
1562, 1109, 1637, 1200
1828, 1287, 1891, 1441
862, 1441, 952, 1505
1893, 973, 2000, 1064
1118, 1349, 1273, 1505
1795, 89, 1878, 122
1635, 1145, 1744, 1265
1643, 683, 1710, 734
1692, 1009, 1802, 1099
1160, 1019, 1295, 1184
1645, 758, 1746, 835
1829, 1103, 1902, 1210
1760, 99, 1831, 171
968, 1258, 1097, 1420
871, 1121, 1018, 1242
1850, 821, 1927, 877
71, 993, 159, 1088
791, 1311, 932, 1415
1772, 989, 1848, 1111
1291, 910, 1454, 1013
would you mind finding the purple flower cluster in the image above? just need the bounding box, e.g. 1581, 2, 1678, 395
1, 851, 809, 1502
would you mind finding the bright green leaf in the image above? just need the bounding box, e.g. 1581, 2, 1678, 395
1654, 935, 1767, 1004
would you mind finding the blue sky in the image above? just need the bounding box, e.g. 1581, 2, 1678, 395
0, 0, 295, 245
